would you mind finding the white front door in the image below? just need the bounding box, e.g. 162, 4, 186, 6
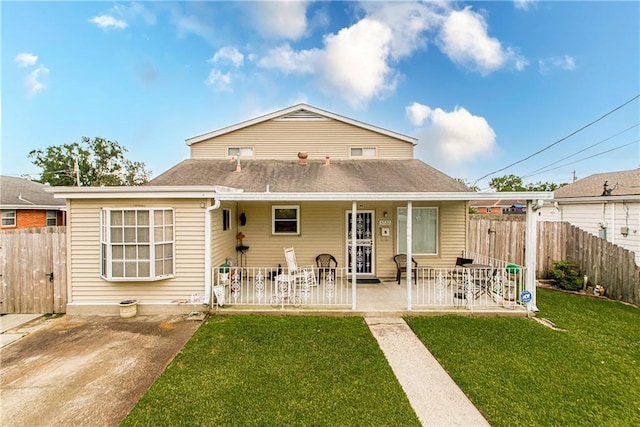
346, 211, 375, 275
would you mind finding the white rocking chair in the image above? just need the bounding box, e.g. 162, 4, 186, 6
283, 247, 317, 290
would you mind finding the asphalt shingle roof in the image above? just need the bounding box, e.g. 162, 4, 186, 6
554, 168, 639, 198
148, 159, 472, 193
0, 175, 65, 208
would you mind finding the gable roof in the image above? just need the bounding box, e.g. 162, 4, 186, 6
554, 168, 640, 199
185, 103, 417, 146
148, 159, 472, 193
0, 175, 66, 209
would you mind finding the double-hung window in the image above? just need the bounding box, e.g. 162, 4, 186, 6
101, 208, 175, 281
272, 205, 299, 235
397, 207, 438, 255
2, 210, 16, 227
46, 210, 57, 226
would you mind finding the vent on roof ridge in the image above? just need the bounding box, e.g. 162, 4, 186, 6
278, 110, 328, 121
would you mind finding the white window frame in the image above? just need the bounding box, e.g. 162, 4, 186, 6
100, 208, 175, 281
222, 209, 231, 231
227, 147, 254, 158
397, 207, 438, 255
272, 205, 300, 235
46, 210, 57, 226
2, 210, 16, 227
349, 147, 377, 158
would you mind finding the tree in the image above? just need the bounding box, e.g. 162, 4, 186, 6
488, 174, 524, 192
29, 137, 151, 186
454, 178, 480, 191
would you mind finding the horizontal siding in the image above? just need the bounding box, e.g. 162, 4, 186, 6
68, 198, 208, 304
559, 202, 639, 264
225, 201, 467, 279
190, 119, 414, 161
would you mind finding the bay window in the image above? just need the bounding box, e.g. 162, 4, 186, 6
101, 208, 174, 281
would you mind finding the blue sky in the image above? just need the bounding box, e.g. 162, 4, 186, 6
3, 1, 639, 190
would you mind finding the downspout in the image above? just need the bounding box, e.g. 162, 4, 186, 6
351, 201, 357, 310
525, 200, 539, 313
406, 201, 413, 310
204, 197, 221, 306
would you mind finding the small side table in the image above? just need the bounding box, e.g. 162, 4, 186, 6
236, 245, 249, 267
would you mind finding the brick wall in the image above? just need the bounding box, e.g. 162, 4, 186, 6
0, 209, 65, 231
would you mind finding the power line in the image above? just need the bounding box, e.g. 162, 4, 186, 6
522, 122, 639, 178
521, 139, 639, 178
472, 94, 640, 186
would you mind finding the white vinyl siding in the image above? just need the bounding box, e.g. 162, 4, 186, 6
67, 199, 206, 304
190, 119, 414, 160
397, 207, 438, 255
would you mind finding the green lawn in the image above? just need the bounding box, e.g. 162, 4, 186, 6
406, 288, 640, 426
121, 316, 420, 427
122, 289, 639, 426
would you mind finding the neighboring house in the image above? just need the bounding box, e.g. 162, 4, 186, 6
0, 175, 66, 231
50, 104, 551, 315
537, 168, 640, 264
470, 199, 526, 215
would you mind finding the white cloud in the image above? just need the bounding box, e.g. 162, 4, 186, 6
406, 102, 432, 126
252, 0, 309, 40
25, 64, 50, 96
210, 47, 245, 67
411, 103, 497, 168
258, 18, 398, 108
359, 1, 444, 60
89, 15, 128, 29
514, 0, 537, 11
205, 69, 232, 91
539, 55, 576, 74
14, 53, 38, 67
437, 7, 527, 75
258, 44, 318, 74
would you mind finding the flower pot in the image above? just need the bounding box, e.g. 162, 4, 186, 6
119, 300, 137, 318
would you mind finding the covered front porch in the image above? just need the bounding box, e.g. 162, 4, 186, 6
210, 252, 529, 314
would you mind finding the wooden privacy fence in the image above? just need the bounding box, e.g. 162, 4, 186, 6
0, 226, 67, 314
469, 218, 640, 306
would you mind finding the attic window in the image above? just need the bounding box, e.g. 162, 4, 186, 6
227, 147, 254, 158
350, 147, 377, 158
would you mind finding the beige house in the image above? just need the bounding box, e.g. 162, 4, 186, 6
51, 104, 551, 315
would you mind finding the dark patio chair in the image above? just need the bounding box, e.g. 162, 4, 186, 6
393, 254, 418, 285
448, 257, 473, 287
315, 253, 338, 283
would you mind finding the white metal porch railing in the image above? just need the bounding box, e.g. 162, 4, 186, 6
211, 264, 526, 311
212, 266, 352, 309
412, 266, 526, 310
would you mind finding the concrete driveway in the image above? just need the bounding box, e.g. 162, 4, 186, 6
0, 314, 203, 427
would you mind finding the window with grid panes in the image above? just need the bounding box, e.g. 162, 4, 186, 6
100, 208, 174, 281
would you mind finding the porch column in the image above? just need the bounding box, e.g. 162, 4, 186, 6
525, 200, 539, 312
406, 201, 413, 310
351, 201, 357, 310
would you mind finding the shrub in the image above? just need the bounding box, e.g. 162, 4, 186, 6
547, 260, 583, 290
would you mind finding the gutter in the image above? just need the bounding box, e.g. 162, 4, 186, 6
204, 197, 221, 305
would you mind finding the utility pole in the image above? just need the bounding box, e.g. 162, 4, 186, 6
571, 170, 577, 182
73, 156, 81, 186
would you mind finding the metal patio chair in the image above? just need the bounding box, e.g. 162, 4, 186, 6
315, 253, 338, 283
393, 254, 418, 285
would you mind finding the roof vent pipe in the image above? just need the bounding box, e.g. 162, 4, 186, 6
235, 155, 241, 172
298, 152, 308, 165
325, 155, 330, 166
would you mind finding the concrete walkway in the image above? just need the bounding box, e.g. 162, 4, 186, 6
366, 317, 490, 427
0, 314, 43, 348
